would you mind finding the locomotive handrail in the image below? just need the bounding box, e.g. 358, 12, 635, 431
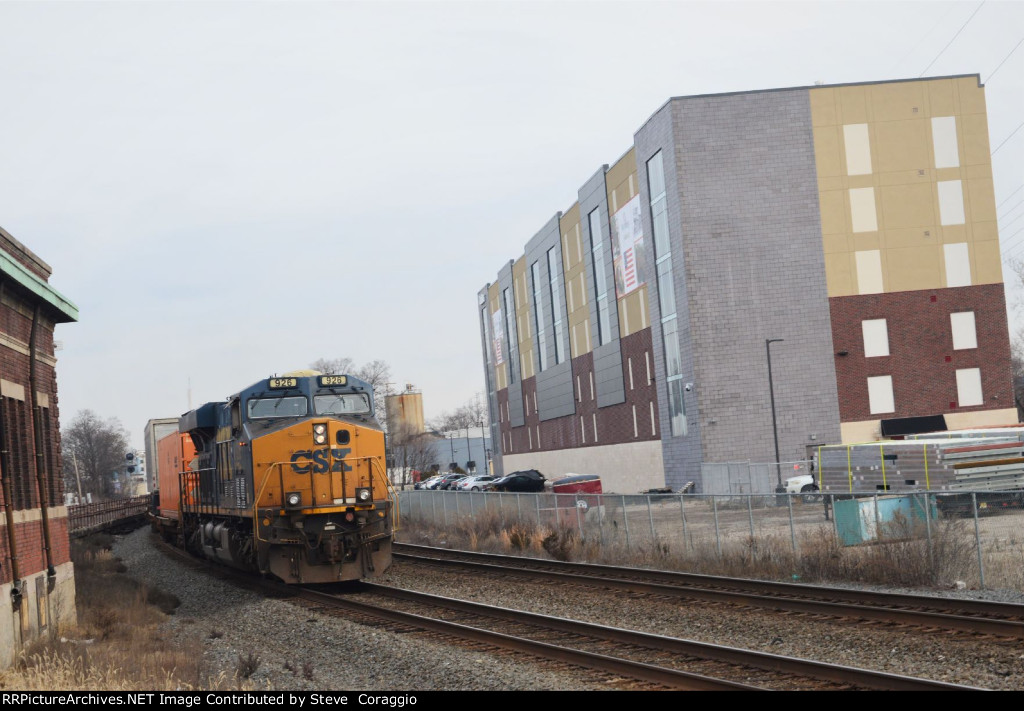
251, 455, 397, 543
369, 456, 399, 532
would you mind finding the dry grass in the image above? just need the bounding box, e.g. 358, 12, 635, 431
399, 507, 987, 591
0, 534, 247, 691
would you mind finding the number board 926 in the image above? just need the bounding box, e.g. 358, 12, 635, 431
268, 377, 298, 389
318, 375, 348, 387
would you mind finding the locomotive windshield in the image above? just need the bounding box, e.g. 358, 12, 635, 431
314, 393, 371, 415
247, 396, 309, 419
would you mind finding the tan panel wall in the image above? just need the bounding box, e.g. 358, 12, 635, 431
0, 562, 76, 670
811, 78, 1002, 298
512, 257, 533, 380
560, 204, 592, 358
606, 148, 649, 338
840, 407, 1018, 444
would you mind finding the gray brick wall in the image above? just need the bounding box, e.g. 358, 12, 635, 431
637, 89, 842, 489
635, 102, 703, 491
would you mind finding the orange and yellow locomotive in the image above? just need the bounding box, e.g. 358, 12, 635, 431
152, 371, 395, 583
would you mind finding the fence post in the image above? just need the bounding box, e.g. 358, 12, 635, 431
431, 491, 437, 527
787, 492, 797, 557
622, 495, 631, 550
535, 494, 541, 528
679, 495, 690, 552
647, 495, 656, 543
442, 492, 447, 529
576, 495, 584, 537
922, 491, 934, 570
516, 492, 521, 522
972, 492, 985, 590
597, 494, 605, 546
747, 494, 754, 539
712, 494, 721, 559
455, 491, 460, 520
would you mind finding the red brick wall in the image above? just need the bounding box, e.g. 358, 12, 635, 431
0, 250, 69, 583
829, 284, 1014, 422
497, 328, 661, 454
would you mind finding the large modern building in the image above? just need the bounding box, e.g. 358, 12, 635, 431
0, 227, 78, 667
477, 74, 1016, 493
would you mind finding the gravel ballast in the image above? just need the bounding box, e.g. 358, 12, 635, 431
113, 529, 1024, 690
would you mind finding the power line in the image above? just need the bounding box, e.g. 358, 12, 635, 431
998, 183, 1024, 210
999, 198, 1024, 222
920, 1, 986, 77
985, 35, 1024, 83
992, 119, 1024, 156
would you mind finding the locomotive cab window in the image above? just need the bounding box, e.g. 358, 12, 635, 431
314, 393, 370, 415
247, 396, 309, 419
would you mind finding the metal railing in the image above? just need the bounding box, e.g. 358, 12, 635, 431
67, 494, 150, 535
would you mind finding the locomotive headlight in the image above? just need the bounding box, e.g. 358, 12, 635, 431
285, 491, 302, 509
313, 423, 328, 445
355, 487, 372, 503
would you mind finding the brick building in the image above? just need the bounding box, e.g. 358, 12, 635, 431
478, 75, 1016, 493
0, 227, 78, 666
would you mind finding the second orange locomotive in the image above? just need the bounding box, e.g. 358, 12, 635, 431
151, 371, 395, 583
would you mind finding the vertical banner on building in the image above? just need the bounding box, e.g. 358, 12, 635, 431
491, 309, 504, 365
611, 195, 646, 297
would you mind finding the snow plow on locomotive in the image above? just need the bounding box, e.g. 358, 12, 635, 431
149, 371, 396, 583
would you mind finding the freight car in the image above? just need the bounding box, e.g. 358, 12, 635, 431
149, 371, 395, 583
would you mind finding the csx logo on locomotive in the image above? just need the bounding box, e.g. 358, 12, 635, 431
290, 447, 352, 474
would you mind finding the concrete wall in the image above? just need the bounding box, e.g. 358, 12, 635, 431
0, 561, 75, 670
501, 439, 664, 494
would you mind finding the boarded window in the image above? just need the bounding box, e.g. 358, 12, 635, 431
867, 376, 895, 415
932, 117, 959, 169
950, 311, 977, 350
956, 368, 983, 407
849, 187, 878, 233
944, 243, 971, 288
862, 319, 889, 357
843, 124, 872, 175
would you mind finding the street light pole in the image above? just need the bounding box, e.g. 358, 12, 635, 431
766, 338, 784, 491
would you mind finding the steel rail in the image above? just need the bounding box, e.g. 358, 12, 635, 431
292, 585, 761, 690
349, 583, 980, 691
394, 543, 1024, 638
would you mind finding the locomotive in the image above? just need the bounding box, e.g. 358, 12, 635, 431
150, 371, 395, 583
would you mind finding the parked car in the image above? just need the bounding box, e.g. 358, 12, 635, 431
437, 473, 467, 490
415, 475, 443, 490
455, 475, 495, 492
784, 473, 820, 502
485, 469, 545, 492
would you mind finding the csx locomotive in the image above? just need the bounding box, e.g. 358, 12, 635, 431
151, 371, 395, 583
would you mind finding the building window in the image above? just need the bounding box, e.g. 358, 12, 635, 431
648, 150, 686, 437
862, 319, 889, 358
547, 247, 566, 364
503, 286, 519, 384
867, 375, 895, 415
588, 208, 612, 345
956, 368, 983, 407
951, 311, 977, 350
531, 261, 548, 372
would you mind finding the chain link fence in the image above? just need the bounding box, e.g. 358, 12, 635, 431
397, 489, 1024, 591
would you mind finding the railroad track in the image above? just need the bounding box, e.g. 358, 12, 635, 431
152, 535, 979, 690
393, 542, 1024, 640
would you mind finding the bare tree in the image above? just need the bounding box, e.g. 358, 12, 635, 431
387, 420, 441, 489
309, 356, 393, 430
61, 410, 130, 500
1012, 337, 1024, 421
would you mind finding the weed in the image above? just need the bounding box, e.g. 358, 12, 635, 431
236, 652, 260, 680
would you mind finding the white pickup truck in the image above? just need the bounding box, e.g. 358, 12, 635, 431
784, 473, 820, 501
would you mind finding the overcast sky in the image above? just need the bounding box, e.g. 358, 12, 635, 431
1, 1, 1022, 451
